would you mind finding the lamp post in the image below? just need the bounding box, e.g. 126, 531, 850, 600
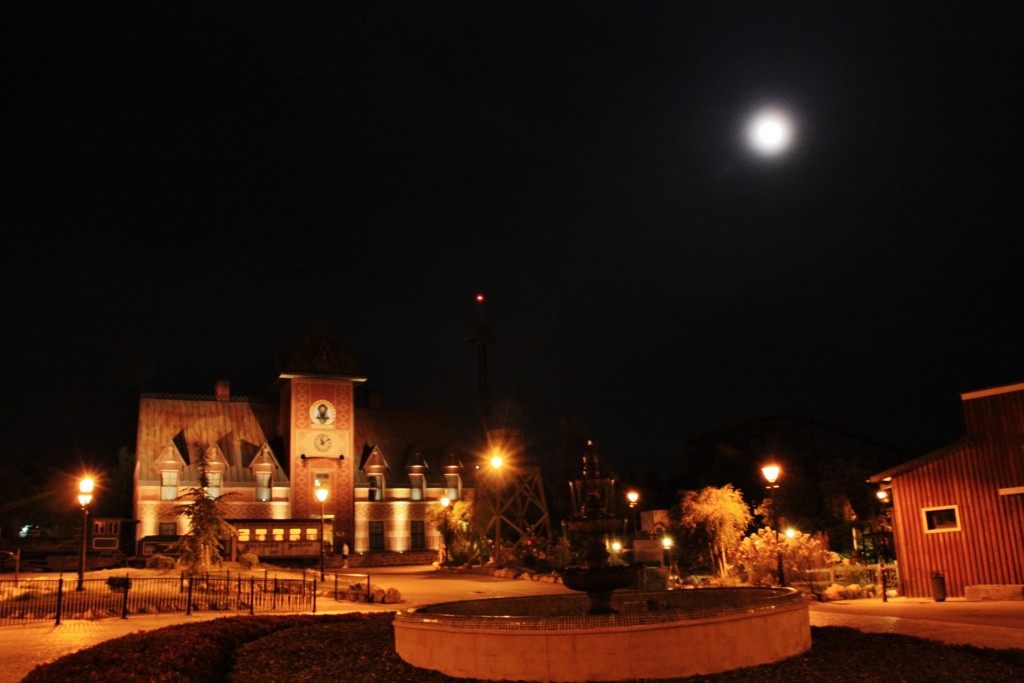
761, 464, 786, 587
489, 453, 503, 566
440, 496, 451, 565
77, 477, 94, 591
626, 490, 639, 542
876, 489, 890, 602
315, 487, 329, 581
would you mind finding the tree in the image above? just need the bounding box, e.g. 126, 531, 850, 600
175, 447, 235, 572
427, 498, 486, 566
677, 484, 753, 578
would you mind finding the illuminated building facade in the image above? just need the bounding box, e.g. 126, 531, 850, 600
133, 325, 473, 566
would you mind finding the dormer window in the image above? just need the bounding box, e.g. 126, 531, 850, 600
368, 474, 385, 501
249, 443, 278, 504
444, 472, 461, 501
206, 472, 222, 499
155, 442, 186, 502
203, 445, 227, 499
409, 473, 425, 501
362, 444, 390, 502
255, 472, 272, 502
160, 471, 179, 501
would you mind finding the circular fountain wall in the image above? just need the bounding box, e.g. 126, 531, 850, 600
394, 587, 810, 682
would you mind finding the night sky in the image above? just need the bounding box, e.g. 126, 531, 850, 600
4, 3, 1022, 482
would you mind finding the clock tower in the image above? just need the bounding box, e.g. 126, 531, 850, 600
275, 324, 366, 550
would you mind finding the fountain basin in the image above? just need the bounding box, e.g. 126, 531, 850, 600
561, 564, 638, 595
394, 587, 810, 682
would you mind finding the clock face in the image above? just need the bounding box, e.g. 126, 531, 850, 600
310, 400, 336, 426
314, 434, 332, 452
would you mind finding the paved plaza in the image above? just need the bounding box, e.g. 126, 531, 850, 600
2, 566, 1022, 682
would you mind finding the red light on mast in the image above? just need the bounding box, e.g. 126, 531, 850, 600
476, 293, 485, 303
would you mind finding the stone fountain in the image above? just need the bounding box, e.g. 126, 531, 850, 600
561, 440, 640, 614
393, 439, 811, 682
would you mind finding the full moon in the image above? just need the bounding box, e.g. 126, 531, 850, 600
746, 109, 794, 156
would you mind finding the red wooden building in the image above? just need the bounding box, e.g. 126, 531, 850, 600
869, 381, 1024, 598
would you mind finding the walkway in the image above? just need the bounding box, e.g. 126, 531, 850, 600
3, 567, 1022, 682
808, 596, 1024, 650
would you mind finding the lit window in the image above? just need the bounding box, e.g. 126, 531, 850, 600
307, 527, 319, 541
161, 471, 179, 501
256, 472, 271, 502
289, 528, 301, 541
444, 473, 461, 501
238, 529, 250, 543
923, 506, 961, 533
255, 528, 268, 541
410, 474, 425, 501
369, 474, 385, 501
272, 528, 284, 542
207, 472, 222, 498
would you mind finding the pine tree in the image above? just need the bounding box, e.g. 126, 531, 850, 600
175, 446, 236, 572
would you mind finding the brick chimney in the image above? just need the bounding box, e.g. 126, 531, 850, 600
215, 380, 231, 402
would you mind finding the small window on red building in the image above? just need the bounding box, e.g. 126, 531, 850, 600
922, 505, 961, 533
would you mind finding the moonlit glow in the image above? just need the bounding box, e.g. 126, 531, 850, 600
747, 109, 794, 155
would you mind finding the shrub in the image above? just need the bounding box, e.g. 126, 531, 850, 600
238, 552, 259, 570
106, 577, 132, 592
736, 527, 839, 593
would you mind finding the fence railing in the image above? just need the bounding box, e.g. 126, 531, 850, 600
0, 570, 374, 626
802, 562, 899, 594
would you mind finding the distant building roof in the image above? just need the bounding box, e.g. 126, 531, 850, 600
354, 406, 473, 486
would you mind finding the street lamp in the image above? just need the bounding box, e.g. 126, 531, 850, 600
626, 490, 639, 541
315, 487, 329, 581
440, 496, 451, 565
77, 477, 94, 591
489, 453, 503, 566
876, 488, 892, 602
661, 535, 673, 567
761, 464, 785, 586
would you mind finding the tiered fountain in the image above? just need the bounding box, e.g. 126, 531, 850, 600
561, 440, 640, 614
394, 440, 811, 682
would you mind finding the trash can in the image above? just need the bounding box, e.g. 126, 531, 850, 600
931, 571, 946, 602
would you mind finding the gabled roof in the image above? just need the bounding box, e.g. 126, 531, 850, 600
248, 443, 284, 472
354, 406, 472, 486
361, 444, 390, 473
136, 393, 287, 485
868, 436, 972, 483
276, 323, 366, 381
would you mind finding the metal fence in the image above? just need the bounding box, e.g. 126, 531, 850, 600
0, 570, 373, 626
803, 562, 899, 594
